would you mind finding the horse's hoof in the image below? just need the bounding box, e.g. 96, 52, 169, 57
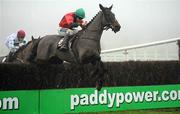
96, 86, 102, 91
96, 80, 103, 91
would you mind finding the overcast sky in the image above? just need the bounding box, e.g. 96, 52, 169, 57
0, 0, 180, 56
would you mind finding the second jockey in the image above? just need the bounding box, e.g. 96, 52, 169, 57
5, 30, 26, 61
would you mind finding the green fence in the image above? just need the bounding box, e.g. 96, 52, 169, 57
0, 84, 180, 114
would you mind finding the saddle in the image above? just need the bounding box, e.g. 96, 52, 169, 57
57, 34, 80, 63
58, 34, 78, 50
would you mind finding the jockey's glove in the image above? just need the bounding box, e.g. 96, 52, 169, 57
19, 43, 25, 47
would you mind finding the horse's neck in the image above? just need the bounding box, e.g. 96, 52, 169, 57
16, 48, 25, 61
83, 11, 104, 40
16, 43, 30, 62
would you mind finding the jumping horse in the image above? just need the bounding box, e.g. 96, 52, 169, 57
36, 4, 121, 90
1, 36, 40, 64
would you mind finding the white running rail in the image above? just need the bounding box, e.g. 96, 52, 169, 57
101, 37, 180, 61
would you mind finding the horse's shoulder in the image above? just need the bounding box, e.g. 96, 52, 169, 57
39, 35, 63, 45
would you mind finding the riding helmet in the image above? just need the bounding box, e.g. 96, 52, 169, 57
75, 8, 85, 19
17, 30, 26, 39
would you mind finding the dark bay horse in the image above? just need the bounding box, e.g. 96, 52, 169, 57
36, 4, 121, 90
4, 36, 40, 64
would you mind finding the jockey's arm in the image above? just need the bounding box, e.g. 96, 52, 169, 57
69, 21, 87, 29
69, 23, 79, 28
79, 24, 86, 29
7, 40, 19, 52
6, 39, 16, 50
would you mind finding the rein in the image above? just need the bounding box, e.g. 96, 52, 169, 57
80, 25, 110, 42
81, 37, 100, 42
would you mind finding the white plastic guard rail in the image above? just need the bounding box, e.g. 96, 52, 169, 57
101, 37, 180, 54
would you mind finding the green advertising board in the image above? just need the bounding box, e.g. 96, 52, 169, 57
0, 90, 39, 114
0, 84, 180, 114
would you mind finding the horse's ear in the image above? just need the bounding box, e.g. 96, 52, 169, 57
31, 36, 34, 40
38, 36, 41, 39
99, 4, 104, 11
109, 4, 113, 10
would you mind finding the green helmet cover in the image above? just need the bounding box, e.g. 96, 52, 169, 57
75, 8, 85, 19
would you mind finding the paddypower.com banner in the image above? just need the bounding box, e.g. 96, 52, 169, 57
0, 84, 180, 114
64, 84, 180, 113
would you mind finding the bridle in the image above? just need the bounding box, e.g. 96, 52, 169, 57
102, 10, 115, 31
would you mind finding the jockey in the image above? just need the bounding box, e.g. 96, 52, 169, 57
5, 30, 26, 61
57, 8, 87, 51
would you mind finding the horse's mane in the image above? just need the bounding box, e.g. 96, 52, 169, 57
82, 11, 102, 31
28, 38, 41, 62
75, 11, 102, 37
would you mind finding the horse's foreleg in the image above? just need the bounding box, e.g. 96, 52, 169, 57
96, 61, 105, 91
91, 60, 105, 91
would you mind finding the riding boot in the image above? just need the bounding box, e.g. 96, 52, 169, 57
59, 35, 70, 51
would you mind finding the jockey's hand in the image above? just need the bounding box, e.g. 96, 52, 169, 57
80, 21, 87, 29
82, 21, 88, 26
19, 43, 24, 47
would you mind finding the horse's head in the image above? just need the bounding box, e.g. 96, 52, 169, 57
99, 4, 121, 33
10, 36, 41, 63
